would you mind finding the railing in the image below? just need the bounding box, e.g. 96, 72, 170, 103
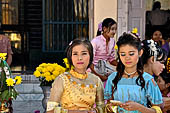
42, 0, 89, 52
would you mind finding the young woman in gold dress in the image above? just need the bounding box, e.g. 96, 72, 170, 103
47, 38, 105, 113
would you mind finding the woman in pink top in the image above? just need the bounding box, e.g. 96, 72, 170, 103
90, 18, 118, 82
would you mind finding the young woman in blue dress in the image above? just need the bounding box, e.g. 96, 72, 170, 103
142, 39, 170, 113
104, 32, 163, 113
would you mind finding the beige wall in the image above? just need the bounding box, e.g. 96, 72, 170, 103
91, 0, 117, 39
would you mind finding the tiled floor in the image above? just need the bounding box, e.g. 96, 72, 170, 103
12, 100, 45, 113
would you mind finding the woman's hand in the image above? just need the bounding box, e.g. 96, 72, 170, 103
68, 110, 97, 113
105, 102, 120, 113
120, 101, 140, 111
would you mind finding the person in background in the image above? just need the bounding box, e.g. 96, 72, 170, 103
47, 38, 105, 113
90, 18, 118, 82
0, 34, 13, 66
151, 29, 169, 55
104, 32, 163, 113
148, 1, 170, 26
142, 39, 170, 113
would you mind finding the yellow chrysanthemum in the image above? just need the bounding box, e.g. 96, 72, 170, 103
36, 66, 43, 72
15, 76, 22, 85
34, 62, 67, 85
34, 70, 41, 77
63, 58, 70, 69
47, 66, 54, 72
45, 75, 52, 81
132, 28, 138, 34
44, 72, 51, 77
42, 68, 48, 73
41, 73, 45, 77
52, 70, 60, 77
114, 44, 118, 50
0, 53, 7, 60
51, 75, 56, 80
6, 78, 15, 86
52, 63, 59, 67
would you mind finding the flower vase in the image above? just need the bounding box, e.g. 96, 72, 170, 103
41, 86, 51, 113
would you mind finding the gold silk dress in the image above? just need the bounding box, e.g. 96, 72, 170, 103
47, 70, 105, 113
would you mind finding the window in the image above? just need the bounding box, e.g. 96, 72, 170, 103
42, 0, 89, 52
1, 0, 19, 25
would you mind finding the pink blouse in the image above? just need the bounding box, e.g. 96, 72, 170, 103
91, 35, 116, 66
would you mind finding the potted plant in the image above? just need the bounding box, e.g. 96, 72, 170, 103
33, 58, 69, 111
0, 53, 22, 112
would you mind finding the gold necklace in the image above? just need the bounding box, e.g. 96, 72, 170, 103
124, 70, 136, 77
66, 72, 97, 89
69, 69, 88, 79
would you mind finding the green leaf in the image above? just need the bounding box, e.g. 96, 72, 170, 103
1, 90, 9, 101
0, 88, 18, 101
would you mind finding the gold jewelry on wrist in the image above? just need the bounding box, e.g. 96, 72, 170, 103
54, 107, 68, 113
93, 108, 99, 113
62, 108, 68, 113
47, 101, 59, 111
151, 106, 162, 113
105, 104, 112, 112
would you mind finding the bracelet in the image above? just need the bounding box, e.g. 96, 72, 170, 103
47, 101, 59, 112
105, 104, 112, 112
54, 107, 68, 113
93, 108, 99, 113
62, 108, 68, 113
151, 106, 162, 113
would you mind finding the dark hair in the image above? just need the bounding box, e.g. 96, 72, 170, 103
112, 32, 145, 92
142, 40, 167, 65
66, 38, 93, 69
152, 1, 161, 10
97, 18, 117, 36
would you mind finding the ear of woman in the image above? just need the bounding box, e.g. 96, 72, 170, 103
139, 49, 143, 57
148, 56, 155, 64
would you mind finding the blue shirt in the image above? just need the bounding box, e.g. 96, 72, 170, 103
104, 72, 163, 113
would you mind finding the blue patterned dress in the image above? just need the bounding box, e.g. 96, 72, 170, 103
104, 72, 163, 113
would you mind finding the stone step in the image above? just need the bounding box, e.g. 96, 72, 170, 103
13, 75, 44, 101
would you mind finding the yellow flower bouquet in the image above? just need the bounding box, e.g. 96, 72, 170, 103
33, 60, 67, 86
0, 53, 22, 102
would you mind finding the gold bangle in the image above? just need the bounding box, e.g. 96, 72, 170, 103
151, 106, 162, 113
93, 108, 99, 113
105, 104, 112, 112
47, 101, 59, 112
62, 108, 68, 113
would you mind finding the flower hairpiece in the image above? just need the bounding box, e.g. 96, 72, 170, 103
128, 28, 140, 39
114, 44, 118, 50
69, 41, 73, 46
147, 39, 158, 61
132, 28, 138, 34
98, 22, 102, 32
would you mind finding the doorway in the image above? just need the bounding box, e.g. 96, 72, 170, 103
145, 0, 170, 40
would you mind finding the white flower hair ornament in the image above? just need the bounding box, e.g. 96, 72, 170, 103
147, 39, 158, 61
69, 41, 73, 46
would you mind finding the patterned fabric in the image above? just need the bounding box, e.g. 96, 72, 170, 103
91, 35, 116, 66
0, 35, 13, 55
47, 72, 105, 112
104, 72, 163, 113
